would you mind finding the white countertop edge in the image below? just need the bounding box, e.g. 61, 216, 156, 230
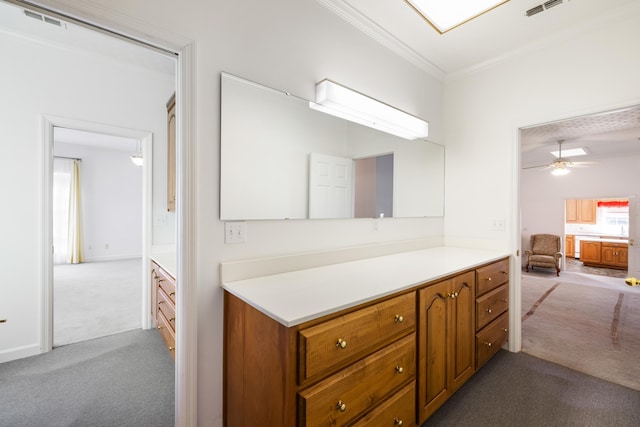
222, 246, 509, 327
151, 251, 177, 278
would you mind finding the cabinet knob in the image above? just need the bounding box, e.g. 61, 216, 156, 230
157, 325, 164, 330
169, 317, 175, 322
485, 341, 492, 347
500, 299, 508, 303
394, 419, 404, 426
502, 328, 508, 333
395, 366, 404, 374
486, 277, 492, 282
486, 308, 492, 314
170, 292, 176, 297
336, 339, 347, 349
501, 270, 508, 275
336, 401, 347, 412
394, 314, 404, 323
169, 347, 175, 351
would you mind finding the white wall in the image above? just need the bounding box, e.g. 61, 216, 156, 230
521, 155, 640, 253
0, 28, 174, 361
47, 1, 443, 425
443, 3, 640, 253
54, 142, 143, 261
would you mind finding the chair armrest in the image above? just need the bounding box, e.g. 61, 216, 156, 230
554, 252, 563, 260
524, 250, 532, 257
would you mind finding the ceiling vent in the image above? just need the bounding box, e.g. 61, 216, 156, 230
24, 10, 65, 28
526, 0, 564, 17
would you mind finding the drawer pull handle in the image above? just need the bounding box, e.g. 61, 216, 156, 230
336, 400, 347, 412
486, 277, 492, 282
394, 314, 404, 323
169, 317, 175, 322
394, 419, 404, 426
448, 292, 458, 299
336, 339, 347, 349
502, 328, 508, 333
395, 366, 404, 374
157, 325, 164, 330
485, 341, 493, 347
169, 347, 175, 352
500, 299, 508, 303
486, 308, 492, 314
158, 301, 165, 305
501, 270, 508, 275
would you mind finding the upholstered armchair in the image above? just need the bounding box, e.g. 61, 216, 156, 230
525, 234, 562, 276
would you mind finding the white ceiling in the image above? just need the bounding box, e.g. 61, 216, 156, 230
2, 0, 638, 165
316, 0, 640, 167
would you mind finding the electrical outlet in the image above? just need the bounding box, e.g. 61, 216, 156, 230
491, 219, 505, 231
225, 222, 246, 244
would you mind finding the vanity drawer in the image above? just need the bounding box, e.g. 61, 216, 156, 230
157, 267, 176, 305
298, 292, 415, 382
476, 259, 509, 295
158, 288, 176, 332
350, 382, 416, 427
476, 285, 509, 331
157, 310, 176, 361
476, 312, 508, 369
298, 334, 415, 427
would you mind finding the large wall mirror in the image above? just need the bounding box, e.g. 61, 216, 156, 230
220, 72, 444, 220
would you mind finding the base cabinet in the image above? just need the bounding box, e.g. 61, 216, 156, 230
418, 271, 475, 422
151, 259, 176, 361
580, 241, 628, 269
224, 257, 509, 426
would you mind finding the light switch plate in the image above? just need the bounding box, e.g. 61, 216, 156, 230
225, 222, 246, 244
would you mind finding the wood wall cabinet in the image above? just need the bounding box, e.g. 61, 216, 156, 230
565, 199, 596, 224
418, 271, 475, 422
166, 93, 176, 212
224, 257, 510, 426
581, 241, 628, 269
565, 235, 575, 258
151, 259, 176, 360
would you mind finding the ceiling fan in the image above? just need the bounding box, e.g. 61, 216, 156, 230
523, 140, 594, 175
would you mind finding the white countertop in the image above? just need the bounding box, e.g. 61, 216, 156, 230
151, 252, 176, 278
222, 246, 509, 327
577, 236, 628, 244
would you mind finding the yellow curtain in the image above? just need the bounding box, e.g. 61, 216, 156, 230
67, 160, 84, 264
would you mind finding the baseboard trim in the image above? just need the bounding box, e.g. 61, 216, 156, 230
81, 254, 142, 262
0, 344, 41, 364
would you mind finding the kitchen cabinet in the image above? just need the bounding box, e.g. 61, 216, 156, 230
565, 199, 596, 224
151, 259, 176, 360
565, 235, 575, 258
581, 241, 628, 269
166, 93, 176, 212
418, 271, 475, 422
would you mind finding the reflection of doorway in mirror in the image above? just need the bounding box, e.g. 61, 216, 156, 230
309, 153, 353, 218
354, 154, 394, 218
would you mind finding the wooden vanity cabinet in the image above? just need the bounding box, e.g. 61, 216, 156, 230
418, 271, 475, 422
224, 291, 417, 427
150, 259, 176, 361
475, 259, 509, 369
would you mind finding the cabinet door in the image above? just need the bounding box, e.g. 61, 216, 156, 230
565, 200, 578, 223
617, 247, 629, 267
565, 235, 575, 258
449, 271, 475, 393
418, 280, 450, 422
601, 245, 616, 265
580, 241, 601, 264
579, 199, 596, 224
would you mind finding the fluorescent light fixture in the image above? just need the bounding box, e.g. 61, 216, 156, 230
551, 164, 570, 176
309, 79, 429, 140
405, 0, 510, 34
551, 147, 587, 158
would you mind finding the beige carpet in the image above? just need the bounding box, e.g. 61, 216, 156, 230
521, 273, 640, 391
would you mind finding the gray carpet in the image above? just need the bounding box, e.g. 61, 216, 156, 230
54, 258, 142, 346
424, 350, 640, 426
521, 274, 640, 391
0, 329, 174, 427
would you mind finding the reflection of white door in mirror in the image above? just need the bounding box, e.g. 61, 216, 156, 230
309, 153, 353, 219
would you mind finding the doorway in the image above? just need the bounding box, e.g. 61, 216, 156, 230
52, 127, 144, 346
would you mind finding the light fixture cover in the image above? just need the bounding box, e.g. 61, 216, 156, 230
405, 0, 510, 33
309, 79, 429, 140
550, 164, 569, 175
130, 154, 143, 167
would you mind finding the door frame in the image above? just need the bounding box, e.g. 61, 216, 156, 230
23, 1, 198, 425
42, 116, 154, 352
